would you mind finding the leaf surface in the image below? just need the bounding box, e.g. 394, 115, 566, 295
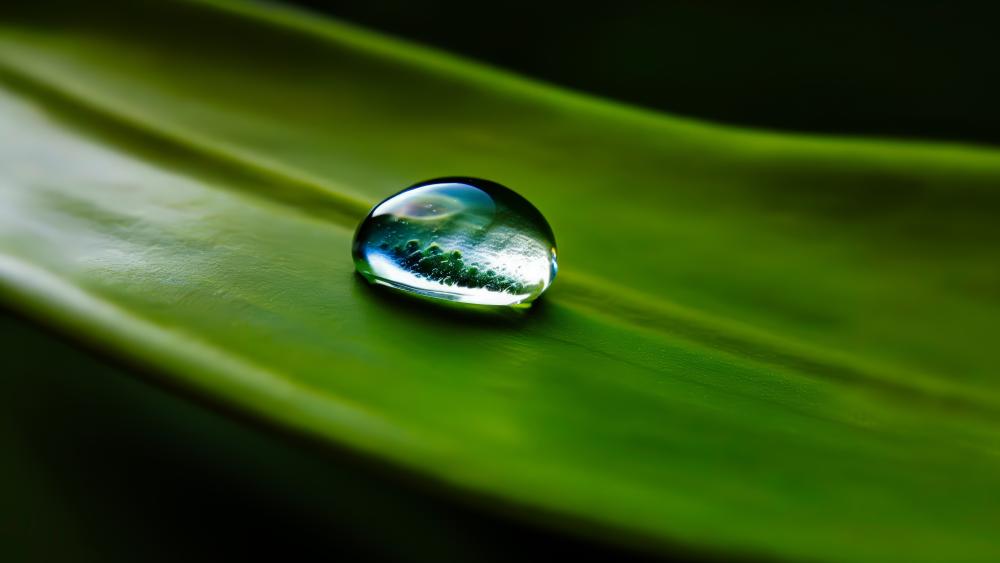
2, 2, 1000, 561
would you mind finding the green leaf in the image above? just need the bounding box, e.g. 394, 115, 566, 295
2, 1, 999, 561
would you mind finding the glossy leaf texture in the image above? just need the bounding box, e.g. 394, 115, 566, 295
2, 1, 1000, 561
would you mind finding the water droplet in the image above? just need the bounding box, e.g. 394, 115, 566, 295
353, 178, 557, 307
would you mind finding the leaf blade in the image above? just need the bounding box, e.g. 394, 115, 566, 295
2, 2, 1000, 561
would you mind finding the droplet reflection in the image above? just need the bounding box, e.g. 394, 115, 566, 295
353, 178, 557, 307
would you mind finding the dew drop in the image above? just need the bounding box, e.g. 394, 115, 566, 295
352, 177, 557, 307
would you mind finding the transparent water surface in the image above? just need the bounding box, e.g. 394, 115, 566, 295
352, 178, 557, 306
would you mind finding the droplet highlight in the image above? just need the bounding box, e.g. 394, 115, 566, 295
353, 178, 557, 307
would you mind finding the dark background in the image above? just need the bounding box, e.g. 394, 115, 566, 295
288, 0, 1000, 145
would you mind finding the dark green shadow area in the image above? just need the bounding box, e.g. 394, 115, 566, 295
290, 0, 1000, 145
